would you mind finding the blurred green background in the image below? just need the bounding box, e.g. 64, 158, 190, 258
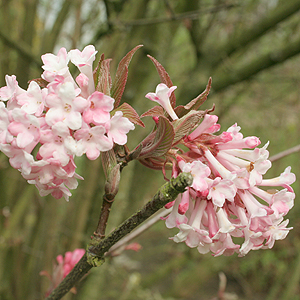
0, 0, 300, 299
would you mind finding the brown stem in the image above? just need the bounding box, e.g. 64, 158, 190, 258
93, 146, 134, 239
94, 195, 115, 239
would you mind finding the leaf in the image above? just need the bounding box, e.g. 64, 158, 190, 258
175, 77, 212, 118
30, 78, 48, 88
128, 144, 143, 161
93, 53, 105, 87
111, 45, 143, 108
140, 105, 165, 118
138, 116, 174, 160
147, 55, 176, 108
172, 110, 206, 145
138, 156, 169, 170
95, 57, 112, 96
114, 102, 145, 127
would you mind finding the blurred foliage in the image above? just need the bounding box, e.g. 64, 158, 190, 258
0, 0, 300, 299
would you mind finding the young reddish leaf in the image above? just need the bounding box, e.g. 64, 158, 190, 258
95, 58, 112, 96
114, 102, 145, 127
128, 144, 143, 161
138, 156, 169, 170
111, 45, 143, 108
30, 78, 49, 88
138, 116, 174, 160
172, 110, 206, 145
93, 53, 105, 88
140, 105, 165, 118
147, 55, 176, 108
175, 77, 212, 118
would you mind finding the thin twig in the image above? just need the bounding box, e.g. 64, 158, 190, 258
93, 146, 131, 239
94, 195, 116, 239
269, 144, 300, 162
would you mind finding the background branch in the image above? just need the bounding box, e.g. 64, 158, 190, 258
109, 3, 236, 27
0, 29, 41, 68
212, 0, 300, 67
269, 144, 300, 162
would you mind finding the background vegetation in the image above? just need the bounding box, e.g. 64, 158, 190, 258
0, 0, 300, 299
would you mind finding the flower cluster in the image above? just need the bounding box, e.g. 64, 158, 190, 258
40, 248, 85, 295
0, 46, 135, 200
146, 84, 296, 256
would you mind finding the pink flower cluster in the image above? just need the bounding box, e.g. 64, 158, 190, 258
55, 248, 86, 279
40, 248, 85, 295
146, 84, 296, 256
0, 46, 135, 200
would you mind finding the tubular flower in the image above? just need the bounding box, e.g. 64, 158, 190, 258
40, 248, 85, 296
0, 46, 135, 200
162, 114, 295, 256
145, 83, 178, 120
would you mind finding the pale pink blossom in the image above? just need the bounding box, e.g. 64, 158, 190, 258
216, 143, 272, 186
69, 45, 97, 68
179, 160, 211, 192
163, 194, 188, 229
145, 83, 178, 120
76, 73, 89, 98
259, 166, 296, 189
0, 144, 33, 175
106, 111, 135, 145
207, 177, 236, 207
38, 123, 75, 167
83, 91, 114, 125
45, 81, 88, 130
8, 109, 40, 151
69, 45, 97, 95
172, 200, 211, 247
26, 158, 82, 201
75, 125, 113, 160
17, 81, 47, 116
188, 114, 220, 140
0, 102, 13, 144
41, 47, 70, 82
0, 75, 21, 101
262, 217, 292, 249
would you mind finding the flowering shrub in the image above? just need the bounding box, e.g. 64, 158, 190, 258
0, 44, 296, 298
